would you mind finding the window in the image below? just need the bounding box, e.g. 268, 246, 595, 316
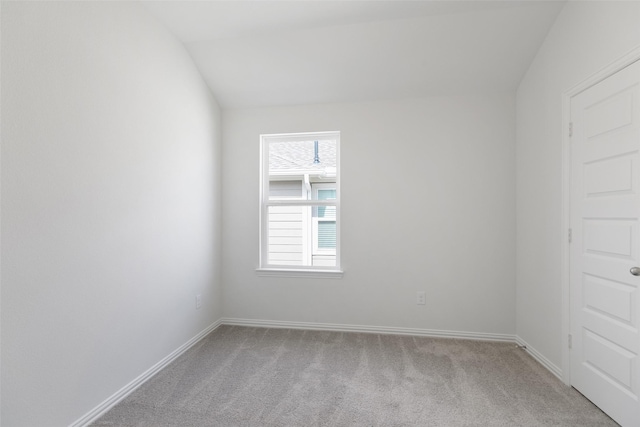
259, 132, 341, 276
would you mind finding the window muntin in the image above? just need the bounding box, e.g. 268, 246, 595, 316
260, 132, 340, 271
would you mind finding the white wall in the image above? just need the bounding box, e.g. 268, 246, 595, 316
1, 2, 222, 426
222, 94, 516, 335
516, 1, 640, 371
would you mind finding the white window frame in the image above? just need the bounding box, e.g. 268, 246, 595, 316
257, 131, 342, 278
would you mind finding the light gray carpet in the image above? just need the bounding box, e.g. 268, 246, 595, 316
93, 325, 617, 426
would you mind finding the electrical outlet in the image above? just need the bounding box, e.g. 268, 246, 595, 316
196, 294, 202, 309
417, 291, 426, 305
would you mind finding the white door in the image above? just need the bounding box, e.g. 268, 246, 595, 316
570, 59, 640, 427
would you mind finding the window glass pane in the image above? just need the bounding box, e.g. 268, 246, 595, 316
316, 205, 336, 219
269, 180, 303, 200
267, 205, 306, 266
316, 189, 336, 200
268, 140, 336, 200
314, 188, 336, 218
266, 205, 336, 268
317, 221, 336, 249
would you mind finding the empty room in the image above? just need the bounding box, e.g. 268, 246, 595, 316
2, 0, 640, 426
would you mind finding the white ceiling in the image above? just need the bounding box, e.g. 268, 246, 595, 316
143, 0, 566, 109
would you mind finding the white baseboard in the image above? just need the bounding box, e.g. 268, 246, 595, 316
515, 335, 563, 380
222, 317, 516, 342
69, 319, 223, 427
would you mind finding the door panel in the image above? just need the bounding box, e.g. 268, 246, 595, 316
584, 275, 634, 323
571, 59, 640, 427
584, 155, 634, 196
583, 220, 635, 258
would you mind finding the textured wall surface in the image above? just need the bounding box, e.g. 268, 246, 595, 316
1, 2, 222, 425
222, 94, 516, 335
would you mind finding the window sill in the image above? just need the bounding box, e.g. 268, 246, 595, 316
256, 268, 344, 279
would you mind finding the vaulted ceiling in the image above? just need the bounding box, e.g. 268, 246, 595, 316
143, 0, 566, 109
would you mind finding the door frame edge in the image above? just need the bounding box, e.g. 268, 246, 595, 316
561, 44, 640, 387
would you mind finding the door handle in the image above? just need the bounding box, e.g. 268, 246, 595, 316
631, 267, 640, 276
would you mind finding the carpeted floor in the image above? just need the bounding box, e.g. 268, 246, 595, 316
93, 325, 617, 426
